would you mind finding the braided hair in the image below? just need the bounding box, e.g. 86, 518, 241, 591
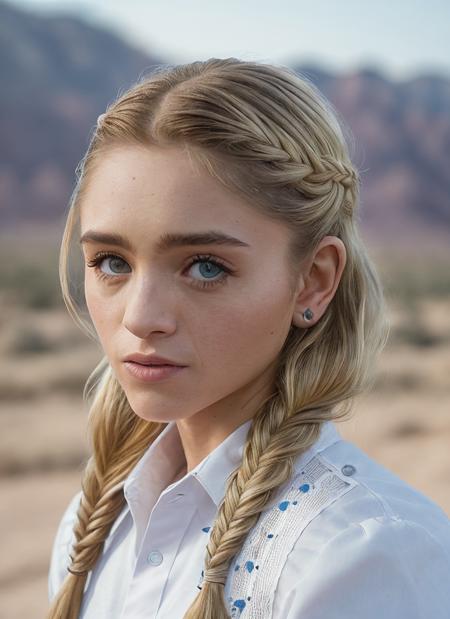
48, 58, 389, 619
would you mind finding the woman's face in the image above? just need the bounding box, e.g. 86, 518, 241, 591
80, 143, 299, 431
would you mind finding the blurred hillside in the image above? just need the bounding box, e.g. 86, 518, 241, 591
0, 0, 164, 227
1, 0, 450, 247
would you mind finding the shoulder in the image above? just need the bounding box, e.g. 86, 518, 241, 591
275, 440, 450, 617
317, 437, 450, 531
296, 437, 450, 560
47, 490, 83, 602
280, 513, 450, 618
226, 440, 450, 618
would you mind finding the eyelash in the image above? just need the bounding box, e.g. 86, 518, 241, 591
86, 251, 233, 290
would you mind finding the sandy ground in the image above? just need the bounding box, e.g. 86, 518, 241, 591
0, 298, 449, 618
1, 470, 82, 619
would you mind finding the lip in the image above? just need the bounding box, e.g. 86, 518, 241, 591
123, 352, 187, 367
123, 361, 186, 383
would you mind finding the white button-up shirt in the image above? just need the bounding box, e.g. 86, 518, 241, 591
48, 418, 450, 618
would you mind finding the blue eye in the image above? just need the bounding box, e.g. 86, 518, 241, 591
189, 259, 223, 279
87, 253, 131, 278
86, 252, 233, 290
103, 256, 130, 274
185, 255, 232, 289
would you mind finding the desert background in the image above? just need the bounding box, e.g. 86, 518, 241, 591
1, 1, 449, 617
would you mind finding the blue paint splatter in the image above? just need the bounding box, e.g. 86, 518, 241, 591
230, 597, 248, 618
267, 533, 274, 538
299, 483, 310, 492
278, 500, 290, 511
201, 526, 211, 533
244, 560, 254, 573
233, 599, 246, 610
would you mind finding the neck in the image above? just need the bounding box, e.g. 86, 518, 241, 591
172, 462, 187, 484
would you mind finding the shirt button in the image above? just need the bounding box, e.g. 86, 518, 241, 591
147, 550, 163, 566
341, 464, 356, 476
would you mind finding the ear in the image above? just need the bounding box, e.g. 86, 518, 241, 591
291, 236, 347, 328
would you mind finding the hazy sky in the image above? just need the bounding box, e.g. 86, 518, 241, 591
9, 0, 450, 79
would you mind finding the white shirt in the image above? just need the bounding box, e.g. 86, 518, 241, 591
48, 418, 450, 618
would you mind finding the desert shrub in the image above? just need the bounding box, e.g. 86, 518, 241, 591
373, 369, 428, 392
378, 253, 450, 305
9, 326, 56, 355
50, 372, 88, 394
11, 263, 61, 309
0, 381, 37, 401
391, 323, 441, 348
0, 241, 63, 310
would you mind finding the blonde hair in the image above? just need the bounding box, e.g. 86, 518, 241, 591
48, 57, 389, 618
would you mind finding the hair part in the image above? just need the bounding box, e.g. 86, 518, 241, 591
48, 57, 389, 619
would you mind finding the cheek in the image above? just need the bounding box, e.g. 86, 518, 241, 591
195, 282, 292, 374
84, 282, 121, 343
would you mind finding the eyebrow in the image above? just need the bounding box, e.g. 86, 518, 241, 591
79, 230, 251, 253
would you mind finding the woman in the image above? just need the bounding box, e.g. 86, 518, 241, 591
47, 58, 450, 618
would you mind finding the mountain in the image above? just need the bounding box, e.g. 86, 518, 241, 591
1, 1, 449, 247
293, 64, 450, 246
0, 0, 164, 227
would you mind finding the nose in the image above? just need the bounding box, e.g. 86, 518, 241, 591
122, 277, 177, 339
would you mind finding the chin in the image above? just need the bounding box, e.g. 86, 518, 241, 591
123, 392, 182, 422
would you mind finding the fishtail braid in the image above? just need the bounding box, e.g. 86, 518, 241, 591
47, 364, 165, 619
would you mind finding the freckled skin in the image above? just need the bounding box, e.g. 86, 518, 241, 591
80, 143, 346, 471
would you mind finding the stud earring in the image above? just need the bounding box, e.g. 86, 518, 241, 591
303, 308, 314, 322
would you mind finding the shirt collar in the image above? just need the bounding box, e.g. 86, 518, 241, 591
119, 418, 255, 556
110, 417, 342, 551
122, 417, 254, 510
123, 416, 342, 509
